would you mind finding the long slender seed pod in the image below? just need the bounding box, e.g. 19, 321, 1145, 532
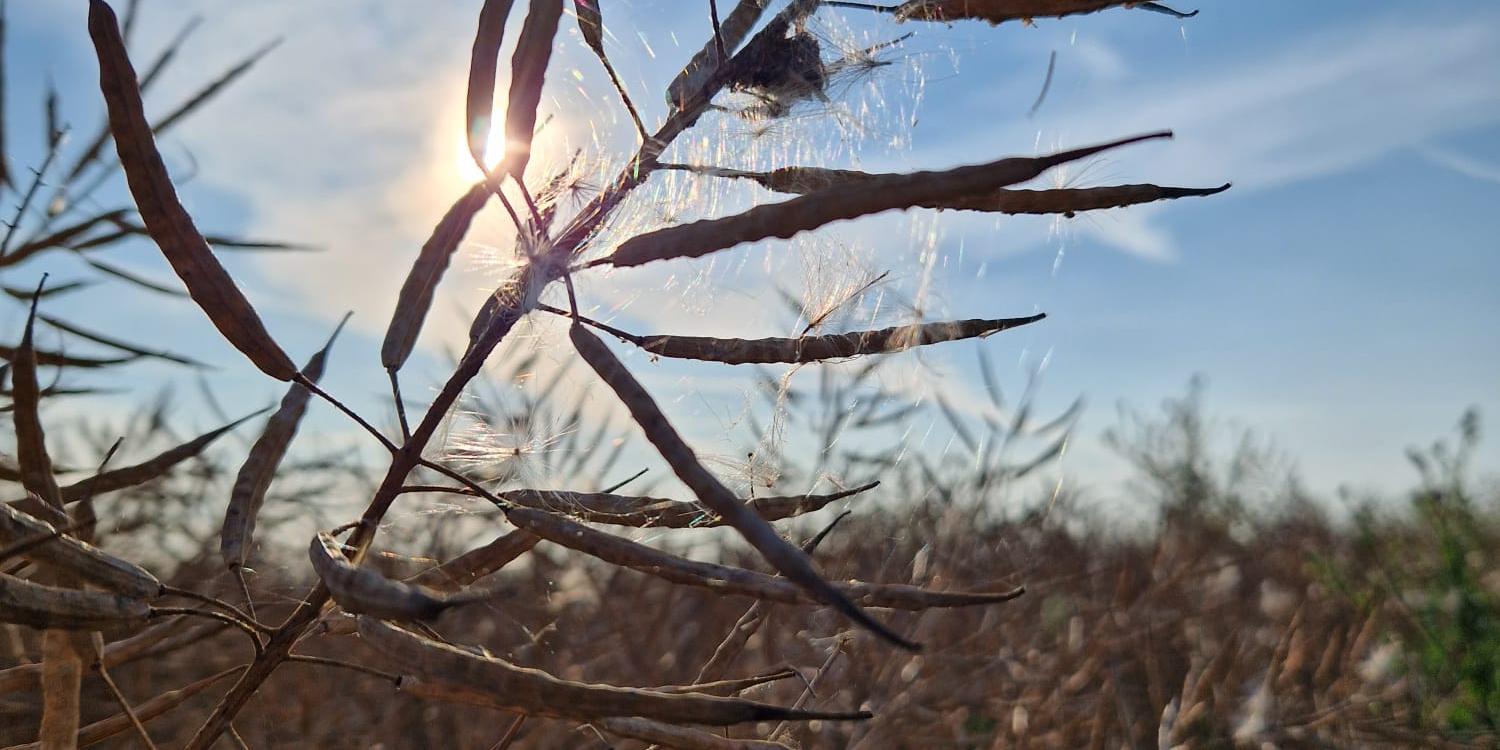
10, 291, 64, 512
467, 0, 516, 170
309, 533, 499, 620
585, 314, 1046, 365
148, 40, 281, 140
596, 717, 792, 749
87, 0, 296, 381
504, 0, 565, 180
0, 573, 150, 631
0, 504, 161, 599
359, 617, 871, 725
38, 314, 205, 367
653, 669, 798, 696
665, 163, 1229, 214
504, 505, 1025, 610
4, 667, 241, 750
39, 630, 84, 750
0, 209, 131, 266
569, 324, 917, 649
405, 530, 540, 593
0, 345, 134, 369
890, 0, 1186, 24
492, 481, 877, 527
606, 132, 1171, 267
51, 409, 264, 504
221, 316, 347, 569
382, 183, 490, 371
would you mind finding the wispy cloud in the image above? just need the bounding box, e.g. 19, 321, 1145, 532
1417, 143, 1500, 187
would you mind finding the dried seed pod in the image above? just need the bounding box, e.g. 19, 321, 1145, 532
0, 618, 213, 697
606, 132, 1171, 267
0, 504, 161, 599
9, 293, 65, 512
6, 667, 240, 750
504, 0, 565, 180
496, 481, 876, 527
39, 630, 84, 750
466, 0, 516, 169
597, 716, 792, 749
382, 182, 490, 372
570, 324, 916, 650
0, 573, 150, 631
891, 0, 1176, 24
405, 530, 540, 593
668, 163, 1229, 214
504, 505, 1025, 610
221, 317, 347, 570
87, 0, 296, 381
309, 533, 497, 621
53, 409, 262, 504
360, 617, 872, 724
591, 315, 1045, 365
0, 345, 134, 369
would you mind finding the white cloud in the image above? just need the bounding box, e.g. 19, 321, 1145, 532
1417, 142, 1500, 187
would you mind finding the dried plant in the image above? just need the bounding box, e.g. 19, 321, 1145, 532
0, 0, 1237, 747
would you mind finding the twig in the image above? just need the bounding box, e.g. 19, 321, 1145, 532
1028, 50, 1056, 117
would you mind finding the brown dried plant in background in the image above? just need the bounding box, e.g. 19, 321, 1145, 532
0, 0, 1248, 747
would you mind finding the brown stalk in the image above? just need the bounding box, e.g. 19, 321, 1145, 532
359, 617, 872, 725
665, 0, 771, 108
89, 634, 157, 750
827, 0, 1193, 24
220, 315, 349, 570
603, 132, 1173, 267
569, 323, 917, 649
87, 0, 296, 381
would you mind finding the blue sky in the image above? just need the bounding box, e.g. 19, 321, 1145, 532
5, 1, 1498, 508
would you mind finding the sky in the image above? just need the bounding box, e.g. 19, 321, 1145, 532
4, 0, 1498, 513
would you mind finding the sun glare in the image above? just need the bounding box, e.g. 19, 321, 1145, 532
453, 117, 514, 182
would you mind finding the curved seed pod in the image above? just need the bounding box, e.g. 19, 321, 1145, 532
0, 618, 216, 697
504, 0, 565, 180
891, 0, 1186, 24
382, 182, 490, 372
665, 0, 770, 108
597, 717, 792, 749
467, 0, 516, 170
309, 533, 497, 620
504, 506, 1026, 610
359, 617, 871, 725
405, 529, 540, 593
606, 132, 1172, 267
600, 315, 1045, 365
0, 573, 150, 631
0, 504, 161, 599
87, 0, 296, 381
495, 481, 876, 527
51, 409, 263, 505
221, 316, 347, 570
9, 294, 65, 512
6, 667, 241, 750
668, 163, 1229, 214
570, 324, 916, 650
654, 669, 798, 696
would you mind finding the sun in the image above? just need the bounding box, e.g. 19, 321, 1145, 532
452, 113, 512, 182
